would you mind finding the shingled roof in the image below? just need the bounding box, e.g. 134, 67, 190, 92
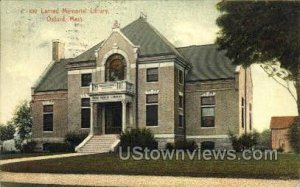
34, 18, 238, 93
177, 44, 237, 81
34, 58, 71, 92
270, 116, 298, 129
70, 17, 186, 63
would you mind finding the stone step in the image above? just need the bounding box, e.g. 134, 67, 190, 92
77, 134, 120, 153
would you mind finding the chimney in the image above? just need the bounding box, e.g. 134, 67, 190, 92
52, 39, 65, 61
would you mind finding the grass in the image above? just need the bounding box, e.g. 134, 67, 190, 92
0, 152, 66, 160
1, 152, 299, 179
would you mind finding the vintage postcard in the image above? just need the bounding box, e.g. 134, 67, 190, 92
0, 0, 299, 186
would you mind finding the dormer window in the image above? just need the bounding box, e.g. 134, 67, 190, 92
105, 54, 126, 81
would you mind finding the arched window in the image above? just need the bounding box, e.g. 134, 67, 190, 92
105, 54, 126, 81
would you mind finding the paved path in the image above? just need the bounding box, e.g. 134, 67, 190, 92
0, 153, 91, 165
1, 172, 299, 187
1, 154, 299, 187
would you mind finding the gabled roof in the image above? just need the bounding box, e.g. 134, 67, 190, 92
121, 17, 186, 61
34, 58, 71, 92
70, 17, 187, 63
68, 41, 103, 63
177, 44, 237, 81
270, 116, 297, 129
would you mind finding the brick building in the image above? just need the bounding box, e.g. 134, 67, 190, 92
31, 17, 253, 152
270, 116, 297, 152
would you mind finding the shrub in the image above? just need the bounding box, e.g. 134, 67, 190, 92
229, 131, 259, 152
175, 140, 198, 151
288, 118, 300, 153
22, 141, 36, 153
277, 147, 284, 153
165, 140, 198, 151
64, 131, 88, 150
165, 143, 174, 151
119, 128, 158, 151
45, 143, 73, 153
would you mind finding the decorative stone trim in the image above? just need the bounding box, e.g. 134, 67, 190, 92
186, 135, 229, 139
42, 101, 54, 105
68, 69, 94, 75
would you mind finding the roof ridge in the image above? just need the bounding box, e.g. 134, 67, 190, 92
177, 44, 217, 49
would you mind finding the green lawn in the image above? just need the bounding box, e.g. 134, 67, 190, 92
1, 152, 299, 179
0, 152, 65, 160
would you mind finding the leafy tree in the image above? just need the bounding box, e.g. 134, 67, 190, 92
288, 118, 300, 153
216, 1, 300, 113
12, 100, 32, 150
257, 129, 271, 150
0, 121, 15, 141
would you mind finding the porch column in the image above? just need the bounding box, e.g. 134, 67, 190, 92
122, 100, 127, 132
90, 103, 94, 135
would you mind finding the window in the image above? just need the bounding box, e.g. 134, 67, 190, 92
178, 69, 184, 84
43, 105, 53, 131
241, 97, 245, 128
81, 73, 92, 87
146, 94, 158, 126
179, 114, 184, 127
105, 54, 126, 81
201, 96, 215, 127
249, 103, 252, 130
147, 68, 158, 82
179, 95, 183, 109
81, 98, 90, 128
201, 141, 215, 150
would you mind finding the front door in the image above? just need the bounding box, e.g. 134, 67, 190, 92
105, 102, 122, 134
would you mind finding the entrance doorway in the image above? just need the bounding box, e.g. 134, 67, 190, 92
105, 102, 122, 134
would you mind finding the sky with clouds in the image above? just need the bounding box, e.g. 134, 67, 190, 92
0, 0, 297, 131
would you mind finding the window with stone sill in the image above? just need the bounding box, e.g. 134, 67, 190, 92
179, 114, 184, 127
81, 73, 92, 87
201, 96, 215, 127
43, 105, 53, 131
146, 68, 158, 82
81, 98, 90, 128
146, 94, 158, 126
178, 69, 184, 84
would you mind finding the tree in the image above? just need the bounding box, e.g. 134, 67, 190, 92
11, 100, 32, 150
257, 129, 271, 150
216, 1, 300, 113
288, 118, 300, 153
0, 121, 15, 141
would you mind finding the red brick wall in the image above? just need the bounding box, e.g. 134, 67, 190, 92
31, 91, 68, 141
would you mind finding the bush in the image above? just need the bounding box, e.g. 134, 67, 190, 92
119, 128, 158, 151
64, 131, 88, 150
165, 143, 174, 151
277, 147, 284, 153
45, 143, 73, 153
175, 140, 198, 151
288, 118, 300, 153
229, 131, 259, 152
22, 141, 36, 153
165, 140, 198, 151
